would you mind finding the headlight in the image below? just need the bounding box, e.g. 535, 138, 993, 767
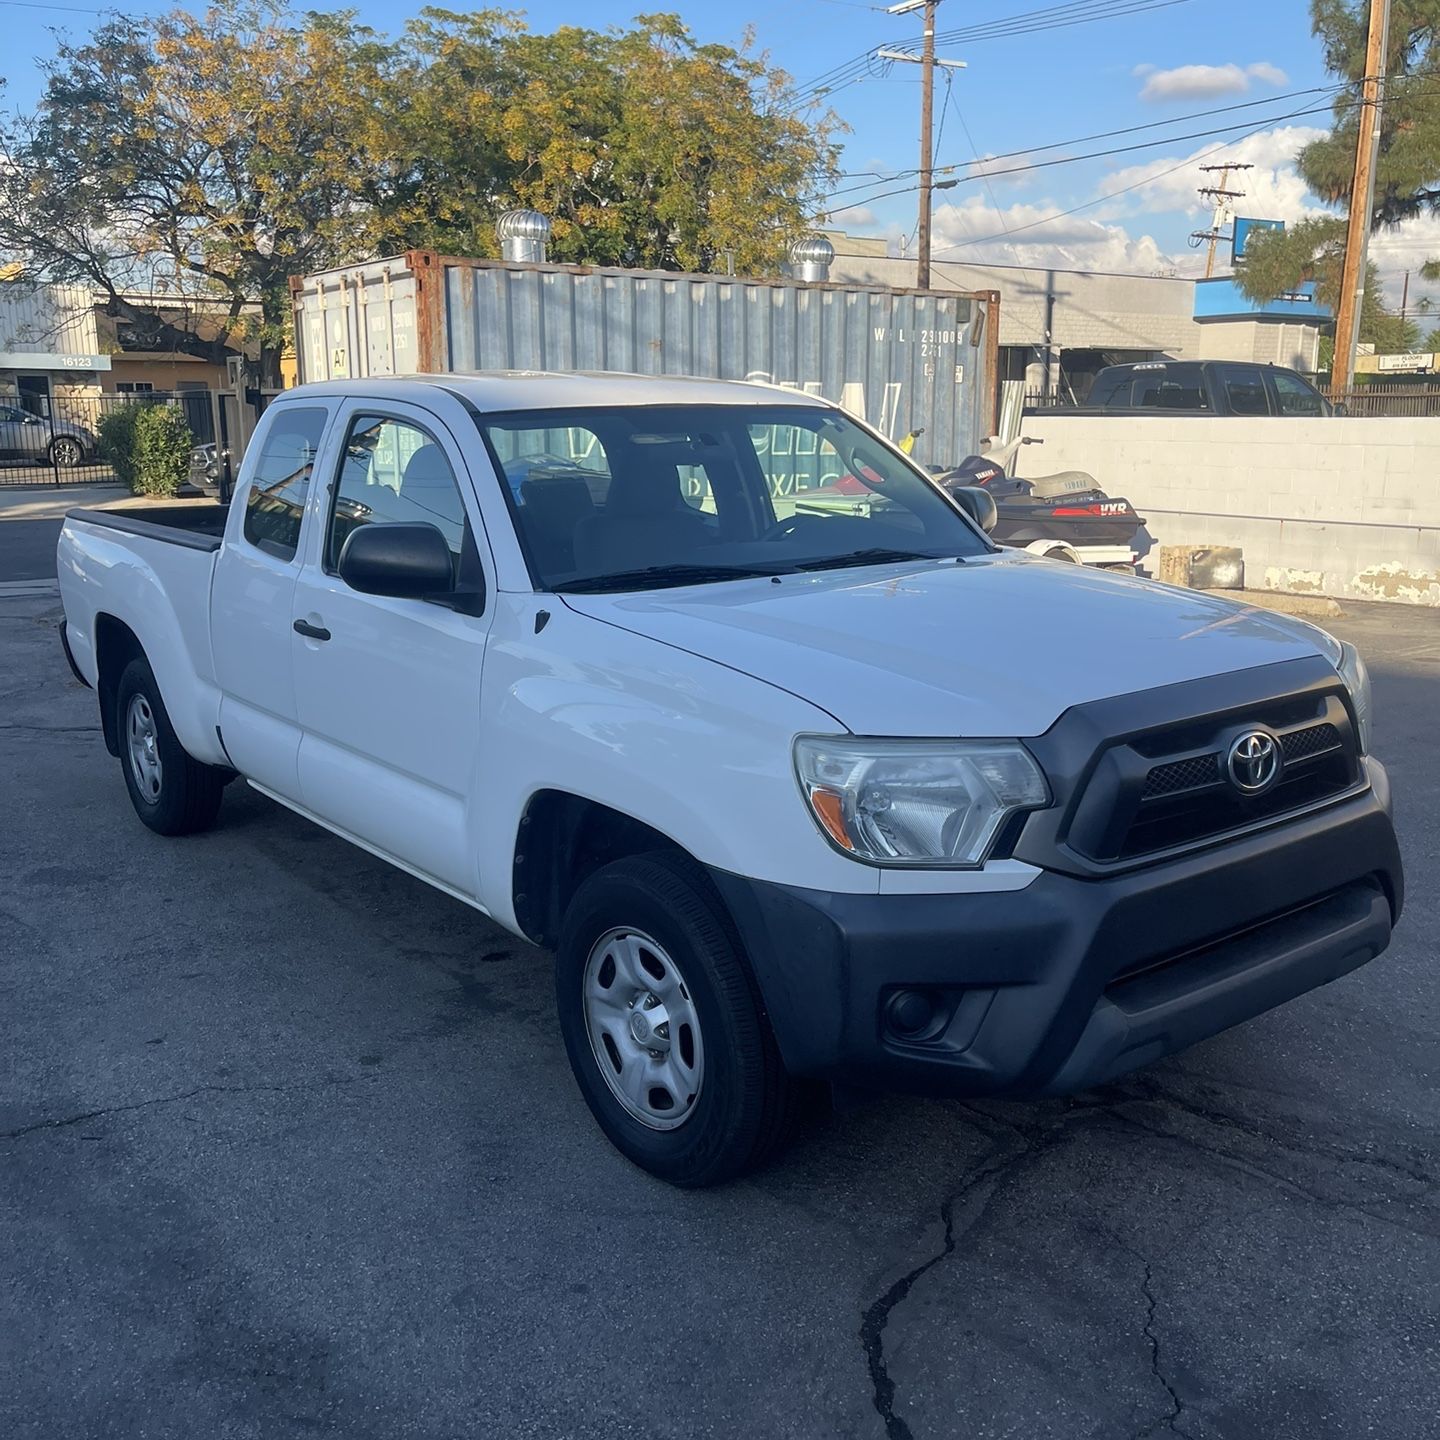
1336, 642, 1372, 754
794, 736, 1049, 867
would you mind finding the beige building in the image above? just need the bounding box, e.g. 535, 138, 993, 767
823, 232, 1326, 400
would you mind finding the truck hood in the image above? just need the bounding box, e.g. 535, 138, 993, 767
560, 552, 1335, 737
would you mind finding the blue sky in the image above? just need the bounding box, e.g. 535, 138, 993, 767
3, 0, 1435, 307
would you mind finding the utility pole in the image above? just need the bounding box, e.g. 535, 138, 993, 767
882, 0, 964, 289
1332, 0, 1392, 396
916, 0, 937, 288
1188, 163, 1253, 278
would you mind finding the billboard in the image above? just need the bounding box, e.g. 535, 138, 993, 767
1232, 217, 1285, 264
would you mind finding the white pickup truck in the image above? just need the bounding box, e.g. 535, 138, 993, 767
57, 373, 1402, 1186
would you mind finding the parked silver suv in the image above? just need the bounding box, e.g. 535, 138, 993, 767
0, 404, 96, 468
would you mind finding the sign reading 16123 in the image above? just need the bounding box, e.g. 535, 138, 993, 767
0, 350, 112, 371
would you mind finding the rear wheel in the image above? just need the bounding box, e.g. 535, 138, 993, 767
115, 657, 225, 835
556, 852, 804, 1186
49, 436, 84, 468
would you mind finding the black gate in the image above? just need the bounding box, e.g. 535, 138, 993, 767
0, 390, 221, 488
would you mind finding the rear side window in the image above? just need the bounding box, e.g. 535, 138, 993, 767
1133, 366, 1208, 410
1091, 374, 1133, 407
1218, 365, 1270, 416
242, 407, 329, 562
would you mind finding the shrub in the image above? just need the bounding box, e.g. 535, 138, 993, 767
96, 402, 145, 490
131, 403, 194, 497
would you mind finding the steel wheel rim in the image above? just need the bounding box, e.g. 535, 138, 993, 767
52, 439, 80, 466
582, 927, 704, 1132
126, 693, 163, 804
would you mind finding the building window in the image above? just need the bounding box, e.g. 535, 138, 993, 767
116, 382, 155, 395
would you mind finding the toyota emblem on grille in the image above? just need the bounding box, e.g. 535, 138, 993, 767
1227, 731, 1281, 793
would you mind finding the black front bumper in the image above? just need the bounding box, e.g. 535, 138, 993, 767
710, 764, 1402, 1098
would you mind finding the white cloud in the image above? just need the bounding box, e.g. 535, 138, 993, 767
926, 195, 1182, 275
1136, 60, 1289, 103
1247, 62, 1289, 88
1369, 213, 1440, 313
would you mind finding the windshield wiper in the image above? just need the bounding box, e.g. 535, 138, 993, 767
553, 562, 795, 594
792, 547, 957, 573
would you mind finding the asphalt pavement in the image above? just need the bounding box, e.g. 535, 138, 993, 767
1, 591, 1436, 1440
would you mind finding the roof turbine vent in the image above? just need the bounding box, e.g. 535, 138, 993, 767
497, 210, 552, 264
789, 233, 835, 282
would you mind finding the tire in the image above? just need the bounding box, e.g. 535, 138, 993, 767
556, 852, 805, 1186
115, 657, 225, 835
49, 436, 84, 468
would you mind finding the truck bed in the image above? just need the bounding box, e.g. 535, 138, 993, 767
57, 503, 230, 770
66, 503, 229, 551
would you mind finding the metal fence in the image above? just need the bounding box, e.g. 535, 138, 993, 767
1332, 383, 1440, 418
1026, 381, 1440, 418
0, 389, 226, 488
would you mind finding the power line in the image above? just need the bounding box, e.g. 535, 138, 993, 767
821, 97, 1344, 204
901, 0, 1198, 51
0, 0, 125, 11
787, 0, 1192, 107
927, 83, 1440, 254
940, 82, 1052, 335
820, 84, 1347, 200
926, 110, 1316, 257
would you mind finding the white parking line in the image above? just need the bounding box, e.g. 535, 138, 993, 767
0, 579, 59, 599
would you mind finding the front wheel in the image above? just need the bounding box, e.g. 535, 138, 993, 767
556, 853, 804, 1186
115, 657, 225, 835
49, 436, 84, 468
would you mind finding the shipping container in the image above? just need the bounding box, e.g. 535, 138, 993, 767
291, 250, 1001, 461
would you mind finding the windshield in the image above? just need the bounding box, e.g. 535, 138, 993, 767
474, 404, 991, 592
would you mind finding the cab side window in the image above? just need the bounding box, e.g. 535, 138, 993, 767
326, 413, 473, 581
1218, 365, 1271, 416
1271, 370, 1326, 417
242, 407, 329, 562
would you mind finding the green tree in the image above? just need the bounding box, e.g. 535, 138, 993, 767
1235, 1, 1440, 310
0, 1, 397, 384
376, 10, 841, 274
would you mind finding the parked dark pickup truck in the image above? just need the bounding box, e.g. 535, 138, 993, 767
1032, 361, 1337, 418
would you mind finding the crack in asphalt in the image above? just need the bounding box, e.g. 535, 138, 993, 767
857, 1082, 1435, 1440
1106, 1109, 1439, 1242
859, 1123, 1070, 1440
1, 1075, 376, 1141
1128, 1251, 1191, 1440
1105, 1076, 1437, 1190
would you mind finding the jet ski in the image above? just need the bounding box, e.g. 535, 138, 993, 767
927, 435, 1145, 567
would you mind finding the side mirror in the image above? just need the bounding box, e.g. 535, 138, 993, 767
950, 485, 998, 534
1332, 401, 1349, 417
338, 522, 455, 600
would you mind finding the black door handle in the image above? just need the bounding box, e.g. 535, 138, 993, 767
293, 619, 331, 642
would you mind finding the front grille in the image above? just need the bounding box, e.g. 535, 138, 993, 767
1142, 753, 1220, 798
1065, 693, 1360, 865
1282, 722, 1342, 762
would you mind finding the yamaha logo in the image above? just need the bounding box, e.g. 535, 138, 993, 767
1227, 731, 1281, 794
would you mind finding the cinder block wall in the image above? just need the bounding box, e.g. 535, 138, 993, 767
1017, 415, 1440, 606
